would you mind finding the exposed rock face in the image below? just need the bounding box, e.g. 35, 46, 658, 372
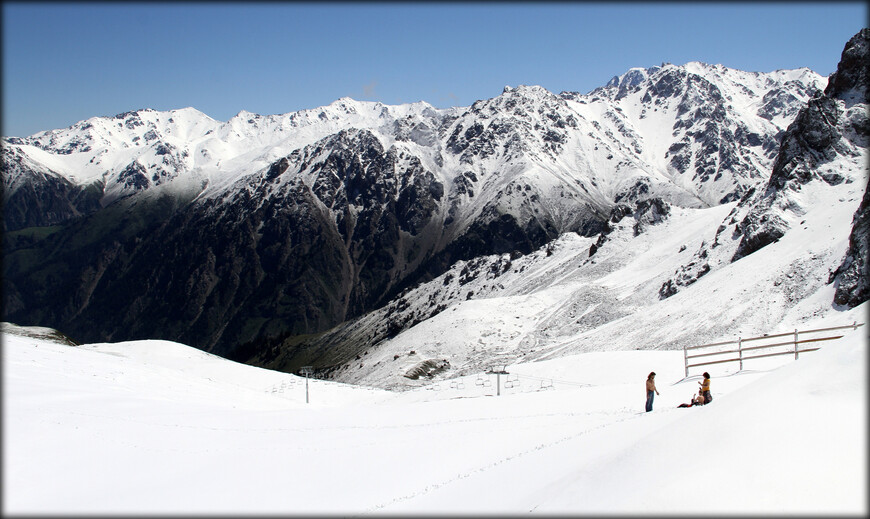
731, 204, 789, 263
404, 359, 451, 380
659, 30, 868, 302
589, 198, 670, 257
824, 28, 870, 103
3, 129, 451, 355
578, 61, 821, 207
1, 146, 103, 231
832, 183, 869, 307
732, 29, 868, 264
631, 198, 671, 236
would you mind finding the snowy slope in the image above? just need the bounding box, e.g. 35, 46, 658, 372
291, 39, 865, 390
2, 316, 865, 515
310, 157, 864, 390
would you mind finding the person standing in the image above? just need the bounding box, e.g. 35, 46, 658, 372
699, 372, 712, 404
645, 372, 660, 412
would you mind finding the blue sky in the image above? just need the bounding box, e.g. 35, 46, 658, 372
2, 2, 866, 137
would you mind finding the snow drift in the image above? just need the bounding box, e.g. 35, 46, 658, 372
2, 314, 865, 515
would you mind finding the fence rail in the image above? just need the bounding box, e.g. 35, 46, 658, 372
683, 322, 863, 378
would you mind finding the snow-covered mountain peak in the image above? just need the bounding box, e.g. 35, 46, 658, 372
501, 84, 549, 95
591, 61, 824, 104
680, 60, 727, 75
318, 97, 427, 124
462, 83, 571, 129
231, 109, 261, 119
326, 96, 367, 114
2, 58, 830, 225
9, 106, 219, 151
603, 65, 662, 92
500, 84, 559, 100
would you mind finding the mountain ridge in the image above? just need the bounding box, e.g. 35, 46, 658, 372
3, 44, 864, 375
4, 60, 824, 217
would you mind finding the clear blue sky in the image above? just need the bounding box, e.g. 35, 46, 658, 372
2, 2, 866, 137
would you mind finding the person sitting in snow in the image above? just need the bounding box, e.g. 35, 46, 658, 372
699, 372, 712, 404
678, 390, 706, 408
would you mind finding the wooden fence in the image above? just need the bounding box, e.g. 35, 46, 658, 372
683, 321, 864, 378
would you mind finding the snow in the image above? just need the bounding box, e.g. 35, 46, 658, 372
3, 62, 825, 220
570, 61, 826, 206
3, 314, 865, 515
1, 58, 864, 515
2, 150, 865, 514
321, 157, 864, 390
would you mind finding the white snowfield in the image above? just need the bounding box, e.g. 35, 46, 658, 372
2, 312, 865, 515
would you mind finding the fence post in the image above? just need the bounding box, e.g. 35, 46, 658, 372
794, 329, 799, 360
683, 343, 688, 378
738, 337, 743, 371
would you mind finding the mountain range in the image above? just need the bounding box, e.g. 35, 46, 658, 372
3, 29, 867, 383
